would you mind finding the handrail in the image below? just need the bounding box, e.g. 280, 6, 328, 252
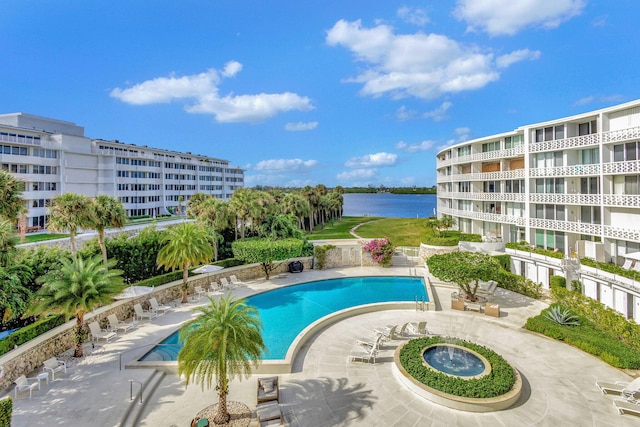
119, 343, 182, 370
129, 379, 143, 403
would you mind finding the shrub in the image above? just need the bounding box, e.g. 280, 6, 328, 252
363, 238, 395, 266
135, 270, 186, 288
570, 279, 582, 293
545, 305, 579, 326
314, 244, 336, 270
581, 257, 640, 282
505, 242, 564, 259
399, 337, 516, 398
493, 254, 511, 270
550, 276, 566, 289
0, 397, 11, 427
495, 269, 542, 299
0, 316, 65, 357
213, 258, 245, 269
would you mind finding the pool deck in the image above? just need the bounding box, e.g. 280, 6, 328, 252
6, 266, 639, 426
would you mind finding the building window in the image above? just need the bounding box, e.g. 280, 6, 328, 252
581, 148, 599, 165
457, 146, 471, 156
504, 134, 523, 149
613, 142, 640, 162
481, 141, 500, 152
580, 206, 601, 224
578, 120, 597, 136
580, 177, 599, 194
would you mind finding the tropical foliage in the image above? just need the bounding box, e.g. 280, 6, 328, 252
177, 296, 265, 424
545, 305, 579, 326
232, 238, 303, 279
427, 252, 500, 301
363, 238, 395, 267
26, 255, 124, 357
47, 193, 93, 258
87, 195, 127, 263
0, 169, 25, 221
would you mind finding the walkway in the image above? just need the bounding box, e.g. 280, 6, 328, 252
6, 267, 638, 426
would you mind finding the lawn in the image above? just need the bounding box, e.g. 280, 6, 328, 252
309, 216, 382, 240
22, 233, 69, 243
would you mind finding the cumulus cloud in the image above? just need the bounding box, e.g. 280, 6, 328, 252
395, 105, 417, 121
284, 121, 318, 131
397, 6, 429, 26
110, 62, 313, 123
496, 49, 541, 68
253, 158, 319, 173
454, 0, 585, 36
244, 174, 315, 188
396, 140, 436, 153
422, 101, 453, 121
326, 19, 537, 100
336, 168, 379, 181
573, 94, 625, 107
345, 152, 397, 168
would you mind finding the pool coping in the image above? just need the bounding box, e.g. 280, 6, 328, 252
127, 274, 435, 374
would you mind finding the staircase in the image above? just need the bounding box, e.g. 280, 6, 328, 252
119, 369, 166, 427
391, 252, 420, 267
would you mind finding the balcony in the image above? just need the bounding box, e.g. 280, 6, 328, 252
529, 133, 599, 153
451, 169, 525, 181
529, 193, 600, 205
602, 160, 640, 174
528, 164, 600, 177
438, 207, 526, 226
602, 194, 640, 207
438, 191, 525, 202
602, 125, 640, 144
603, 225, 640, 241
579, 264, 640, 294
438, 146, 525, 166
529, 218, 602, 235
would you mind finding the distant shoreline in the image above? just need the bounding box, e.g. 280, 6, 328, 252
343, 187, 436, 195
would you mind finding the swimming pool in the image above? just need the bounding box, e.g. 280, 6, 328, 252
139, 276, 428, 362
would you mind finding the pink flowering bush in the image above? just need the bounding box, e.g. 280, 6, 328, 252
363, 238, 395, 267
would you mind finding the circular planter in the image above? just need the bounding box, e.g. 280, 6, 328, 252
393, 340, 522, 412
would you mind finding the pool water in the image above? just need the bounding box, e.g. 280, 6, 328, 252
423, 345, 486, 377
140, 276, 427, 361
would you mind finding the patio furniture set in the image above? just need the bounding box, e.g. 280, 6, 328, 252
450, 281, 501, 317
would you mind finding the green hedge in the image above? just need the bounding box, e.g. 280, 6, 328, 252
493, 254, 511, 270
581, 257, 640, 282
505, 242, 564, 259
422, 231, 482, 246
212, 258, 245, 269
399, 337, 515, 398
135, 270, 187, 288
495, 269, 542, 299
0, 397, 11, 427
550, 276, 566, 289
525, 305, 640, 368
0, 316, 65, 357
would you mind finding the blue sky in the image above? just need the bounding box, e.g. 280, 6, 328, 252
3, 1, 640, 188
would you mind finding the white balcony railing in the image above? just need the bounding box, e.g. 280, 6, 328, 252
602, 194, 640, 207
438, 207, 526, 226
528, 193, 601, 205
603, 225, 640, 241
528, 164, 600, 177
438, 146, 525, 166
438, 191, 525, 202
451, 169, 525, 181
529, 133, 600, 153
602, 160, 640, 174
602, 125, 640, 144
529, 218, 602, 235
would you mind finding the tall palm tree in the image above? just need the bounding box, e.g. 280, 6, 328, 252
281, 192, 311, 230
302, 186, 319, 232
0, 169, 26, 222
26, 255, 124, 357
0, 219, 19, 267
189, 196, 230, 261
248, 190, 275, 235
229, 188, 256, 239
88, 195, 128, 264
177, 295, 265, 425
48, 193, 94, 258
156, 223, 214, 303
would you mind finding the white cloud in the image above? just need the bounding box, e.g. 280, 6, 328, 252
326, 19, 535, 100
110, 63, 313, 123
336, 168, 379, 181
395, 105, 417, 121
573, 94, 625, 107
454, 0, 585, 36
496, 49, 541, 69
422, 101, 453, 121
397, 6, 430, 26
400, 176, 416, 185
455, 127, 471, 141
345, 152, 397, 168
284, 121, 318, 131
395, 140, 436, 153
244, 174, 316, 188
253, 158, 319, 173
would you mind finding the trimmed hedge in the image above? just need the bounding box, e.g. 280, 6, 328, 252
581, 257, 640, 282
422, 231, 482, 246
399, 337, 515, 398
0, 397, 11, 427
495, 269, 542, 299
0, 316, 65, 357
550, 276, 566, 289
505, 242, 564, 259
212, 258, 245, 269
135, 270, 187, 288
525, 305, 640, 368
493, 254, 511, 270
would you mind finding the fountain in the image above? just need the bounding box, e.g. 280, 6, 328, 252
422, 343, 489, 378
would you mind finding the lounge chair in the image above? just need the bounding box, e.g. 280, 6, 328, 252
348, 345, 378, 364
42, 357, 67, 381
356, 334, 384, 350
257, 376, 279, 404
220, 277, 235, 290
398, 322, 412, 337
108, 314, 134, 333
149, 297, 171, 315
407, 321, 429, 336
194, 285, 207, 299
256, 401, 283, 424
374, 324, 399, 341
477, 281, 498, 296
134, 303, 157, 321
14, 375, 40, 398
596, 377, 640, 400
614, 399, 640, 416
230, 275, 246, 287
88, 321, 117, 343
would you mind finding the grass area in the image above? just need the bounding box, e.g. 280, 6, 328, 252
355, 218, 430, 246
22, 233, 69, 243
309, 216, 382, 240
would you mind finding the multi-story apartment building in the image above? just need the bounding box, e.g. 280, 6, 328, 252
0, 113, 244, 229
436, 99, 640, 321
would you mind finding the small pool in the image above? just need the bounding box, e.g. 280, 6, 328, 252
140, 276, 427, 361
423, 344, 488, 378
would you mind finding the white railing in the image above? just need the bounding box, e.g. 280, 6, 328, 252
439, 207, 526, 226
528, 193, 601, 205
529, 218, 602, 234
602, 126, 640, 144
529, 134, 599, 153
603, 225, 640, 241
451, 169, 525, 181
602, 160, 640, 174
602, 194, 640, 207
528, 164, 600, 177
438, 191, 525, 202
440, 146, 525, 165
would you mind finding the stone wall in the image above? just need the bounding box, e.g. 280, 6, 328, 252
0, 257, 313, 391
418, 243, 459, 264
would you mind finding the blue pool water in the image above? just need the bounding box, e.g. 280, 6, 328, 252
140, 276, 427, 361
0, 329, 18, 340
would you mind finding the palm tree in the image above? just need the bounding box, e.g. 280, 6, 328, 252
229, 188, 256, 239
177, 295, 265, 425
26, 255, 124, 357
189, 196, 230, 261
88, 195, 128, 264
248, 190, 275, 235
48, 193, 94, 258
281, 192, 310, 230
302, 186, 319, 232
156, 223, 214, 303
0, 219, 19, 267
0, 264, 32, 323
0, 169, 26, 222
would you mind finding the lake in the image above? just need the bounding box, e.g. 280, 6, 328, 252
342, 193, 437, 218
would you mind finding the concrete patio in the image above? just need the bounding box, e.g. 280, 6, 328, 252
5, 267, 638, 426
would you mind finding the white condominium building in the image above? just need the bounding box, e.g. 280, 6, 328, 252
436, 99, 640, 320
0, 113, 244, 229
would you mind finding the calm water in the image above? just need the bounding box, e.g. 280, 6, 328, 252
140, 276, 427, 361
343, 193, 437, 218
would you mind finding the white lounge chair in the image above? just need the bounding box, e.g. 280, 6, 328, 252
374, 324, 399, 341
42, 357, 67, 381
596, 377, 640, 400
134, 303, 157, 321
194, 285, 207, 299
149, 297, 171, 315
230, 275, 246, 287
88, 321, 117, 343
107, 314, 134, 333
614, 399, 640, 416
356, 334, 384, 350
347, 345, 378, 364
407, 321, 430, 336
14, 375, 40, 398
220, 277, 235, 290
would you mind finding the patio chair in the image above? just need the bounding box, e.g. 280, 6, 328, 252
374, 324, 399, 341
230, 275, 246, 287
256, 401, 283, 424
149, 297, 171, 315
347, 345, 378, 364
356, 333, 384, 350
614, 399, 640, 416
407, 321, 429, 336
257, 376, 279, 404
88, 321, 117, 343
108, 314, 134, 333
14, 375, 40, 398
194, 285, 207, 299
398, 322, 412, 337
596, 377, 640, 400
220, 277, 235, 290
42, 356, 67, 381
134, 303, 157, 321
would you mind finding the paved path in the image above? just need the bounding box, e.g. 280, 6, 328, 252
6, 267, 638, 426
